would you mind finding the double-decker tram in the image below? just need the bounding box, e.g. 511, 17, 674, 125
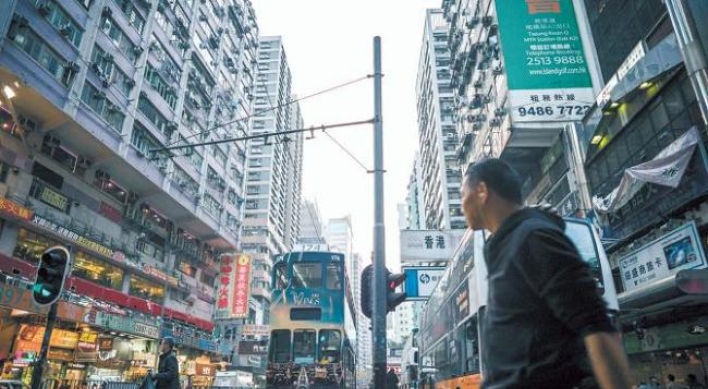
417, 218, 620, 389
266, 249, 357, 389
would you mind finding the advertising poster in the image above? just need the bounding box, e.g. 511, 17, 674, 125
618, 221, 707, 292
495, 0, 595, 122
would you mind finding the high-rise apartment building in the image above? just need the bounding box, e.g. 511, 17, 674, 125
405, 153, 426, 230
416, 9, 466, 230
298, 198, 326, 244
0, 0, 259, 379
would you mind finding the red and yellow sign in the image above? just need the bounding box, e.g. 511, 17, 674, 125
215, 254, 252, 319
0, 197, 33, 221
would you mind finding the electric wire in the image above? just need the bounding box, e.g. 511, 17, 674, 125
165, 74, 373, 151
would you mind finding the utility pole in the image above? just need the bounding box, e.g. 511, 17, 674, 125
665, 0, 708, 126
371, 36, 388, 389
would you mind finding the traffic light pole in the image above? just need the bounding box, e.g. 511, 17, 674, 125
30, 301, 58, 389
371, 36, 388, 389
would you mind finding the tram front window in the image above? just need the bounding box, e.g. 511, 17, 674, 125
294, 329, 317, 364
292, 262, 322, 288
269, 329, 291, 363
318, 329, 341, 363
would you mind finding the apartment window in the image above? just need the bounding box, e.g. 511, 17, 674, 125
11, 26, 76, 86
138, 96, 171, 137
172, 166, 199, 196
113, 0, 146, 34
226, 213, 240, 231
42, 1, 83, 47
212, 146, 227, 167
80, 83, 125, 133
145, 65, 178, 109
90, 45, 134, 96
202, 194, 221, 216
130, 122, 166, 167
100, 14, 137, 63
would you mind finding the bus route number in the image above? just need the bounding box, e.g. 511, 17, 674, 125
517, 105, 590, 118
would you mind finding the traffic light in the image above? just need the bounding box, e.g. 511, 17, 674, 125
387, 270, 407, 312
360, 264, 373, 319
32, 246, 70, 306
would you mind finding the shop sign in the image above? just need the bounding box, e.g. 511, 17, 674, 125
99, 202, 123, 223
31, 215, 114, 257
198, 339, 217, 352
15, 325, 79, 352
242, 324, 270, 337
57, 301, 87, 322
618, 221, 707, 292
75, 331, 98, 362
0, 197, 33, 221
48, 347, 74, 361
237, 340, 268, 355
0, 281, 43, 312
91, 311, 159, 339
399, 230, 466, 265
214, 254, 252, 319
195, 363, 216, 376
98, 338, 113, 351
40, 187, 69, 212
495, 0, 594, 122
402, 267, 446, 300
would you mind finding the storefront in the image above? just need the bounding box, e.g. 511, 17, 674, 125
614, 220, 708, 386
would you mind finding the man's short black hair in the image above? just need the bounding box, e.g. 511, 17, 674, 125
465, 158, 523, 204
162, 336, 175, 350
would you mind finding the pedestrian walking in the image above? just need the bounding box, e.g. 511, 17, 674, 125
152, 337, 180, 389
686, 374, 706, 389
459, 158, 633, 389
386, 368, 399, 389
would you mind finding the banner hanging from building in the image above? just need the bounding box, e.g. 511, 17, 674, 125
593, 126, 700, 213
215, 254, 252, 319
495, 0, 595, 122
618, 221, 707, 292
399, 230, 467, 265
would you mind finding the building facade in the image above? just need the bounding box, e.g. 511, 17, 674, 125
577, 1, 708, 385
236, 35, 302, 374
0, 0, 260, 386
415, 9, 466, 231
405, 153, 426, 230
298, 198, 326, 245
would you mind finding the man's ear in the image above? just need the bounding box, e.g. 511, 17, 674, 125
477, 182, 489, 203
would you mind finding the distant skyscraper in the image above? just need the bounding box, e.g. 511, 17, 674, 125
406, 153, 427, 230
416, 9, 466, 230
298, 199, 326, 244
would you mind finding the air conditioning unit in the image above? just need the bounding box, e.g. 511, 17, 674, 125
102, 6, 112, 17
494, 107, 507, 117
77, 156, 92, 169
492, 64, 504, 75
36, 2, 51, 16
489, 118, 502, 127
482, 16, 493, 26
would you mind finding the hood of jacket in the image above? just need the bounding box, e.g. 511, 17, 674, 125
485, 207, 564, 261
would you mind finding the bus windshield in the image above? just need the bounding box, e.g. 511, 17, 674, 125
292, 262, 322, 288
293, 329, 317, 363
318, 329, 342, 363
565, 220, 601, 271
269, 330, 291, 363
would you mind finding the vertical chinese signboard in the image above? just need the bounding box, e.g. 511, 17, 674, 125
215, 254, 252, 319
495, 0, 595, 122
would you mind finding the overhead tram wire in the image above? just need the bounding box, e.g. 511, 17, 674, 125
149, 119, 376, 154
163, 74, 373, 152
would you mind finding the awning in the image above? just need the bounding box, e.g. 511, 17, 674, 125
618, 268, 708, 311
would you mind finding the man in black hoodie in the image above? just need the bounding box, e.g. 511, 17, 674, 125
152, 337, 180, 389
460, 158, 632, 389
